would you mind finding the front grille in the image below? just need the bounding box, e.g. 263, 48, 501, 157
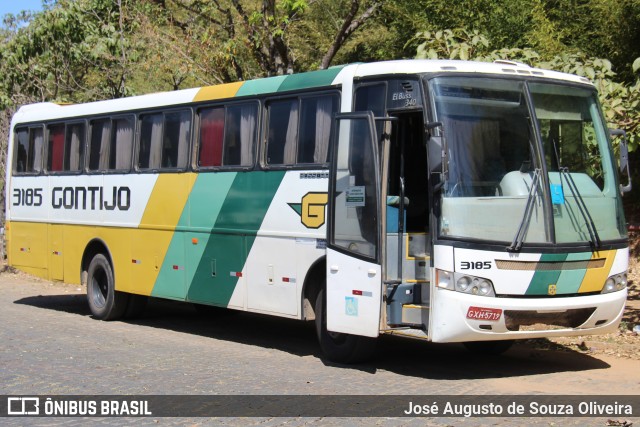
504, 308, 596, 331
495, 259, 605, 271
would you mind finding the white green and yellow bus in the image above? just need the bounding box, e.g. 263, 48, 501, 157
5, 59, 631, 362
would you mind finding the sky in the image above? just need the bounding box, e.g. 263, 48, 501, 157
0, 0, 45, 19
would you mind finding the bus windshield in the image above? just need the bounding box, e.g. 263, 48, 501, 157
428, 76, 626, 246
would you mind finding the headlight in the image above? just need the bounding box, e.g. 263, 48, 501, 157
601, 273, 627, 294
477, 280, 492, 296
437, 269, 452, 289
456, 276, 471, 292
437, 269, 496, 297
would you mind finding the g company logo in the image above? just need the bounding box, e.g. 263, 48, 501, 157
288, 192, 329, 229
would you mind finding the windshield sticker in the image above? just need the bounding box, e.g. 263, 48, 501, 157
345, 186, 365, 207
550, 184, 565, 205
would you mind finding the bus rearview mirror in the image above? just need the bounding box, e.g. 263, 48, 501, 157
609, 128, 632, 193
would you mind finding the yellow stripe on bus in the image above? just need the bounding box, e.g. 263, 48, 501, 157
133, 173, 197, 295
578, 250, 615, 293
192, 82, 243, 102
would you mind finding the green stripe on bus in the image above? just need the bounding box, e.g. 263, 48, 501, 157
212, 171, 286, 233
186, 171, 286, 306
235, 76, 287, 97
525, 253, 568, 295
151, 173, 237, 300
554, 252, 592, 294
277, 66, 346, 92
235, 66, 346, 97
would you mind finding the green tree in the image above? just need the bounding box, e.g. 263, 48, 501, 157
144, 0, 382, 81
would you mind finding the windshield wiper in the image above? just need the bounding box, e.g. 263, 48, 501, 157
559, 166, 601, 248
508, 168, 541, 252
549, 136, 601, 248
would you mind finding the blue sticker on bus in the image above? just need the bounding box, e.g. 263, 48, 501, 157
550, 184, 565, 204
345, 297, 358, 316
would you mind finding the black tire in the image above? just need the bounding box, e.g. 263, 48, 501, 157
314, 289, 376, 363
86, 253, 129, 320
463, 340, 515, 355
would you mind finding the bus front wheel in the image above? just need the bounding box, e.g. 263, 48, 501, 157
86, 253, 128, 320
314, 289, 376, 363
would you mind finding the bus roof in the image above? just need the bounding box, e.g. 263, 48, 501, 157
11, 59, 593, 125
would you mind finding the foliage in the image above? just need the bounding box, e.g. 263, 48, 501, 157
412, 28, 490, 61
0, 0, 142, 109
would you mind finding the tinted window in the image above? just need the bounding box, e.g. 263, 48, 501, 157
139, 113, 163, 169
138, 110, 191, 170
47, 124, 65, 172
266, 94, 337, 166
64, 123, 85, 171
110, 117, 134, 170
89, 119, 111, 171
89, 117, 133, 171
197, 103, 257, 168
224, 104, 256, 167
13, 128, 43, 173
13, 128, 30, 173
163, 110, 191, 168
198, 107, 224, 167
266, 99, 298, 165
297, 95, 337, 164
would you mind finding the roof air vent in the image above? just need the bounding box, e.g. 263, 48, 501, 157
494, 59, 531, 68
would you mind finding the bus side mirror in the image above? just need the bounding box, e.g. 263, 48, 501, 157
426, 121, 447, 169
427, 135, 442, 172
426, 122, 447, 191
609, 128, 632, 194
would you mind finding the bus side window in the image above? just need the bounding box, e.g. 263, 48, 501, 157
47, 124, 65, 172
354, 83, 386, 139
162, 110, 191, 169
89, 119, 111, 171
64, 123, 85, 172
266, 99, 298, 165
297, 94, 337, 164
110, 117, 134, 171
224, 103, 256, 167
198, 107, 224, 167
139, 113, 163, 170
139, 110, 191, 170
13, 128, 30, 173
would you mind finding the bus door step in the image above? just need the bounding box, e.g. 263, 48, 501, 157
400, 304, 429, 326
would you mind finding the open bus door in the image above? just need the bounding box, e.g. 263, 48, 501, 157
319, 112, 382, 362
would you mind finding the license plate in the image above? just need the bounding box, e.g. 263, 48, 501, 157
466, 306, 502, 321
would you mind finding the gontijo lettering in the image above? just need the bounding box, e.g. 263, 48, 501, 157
51, 186, 130, 211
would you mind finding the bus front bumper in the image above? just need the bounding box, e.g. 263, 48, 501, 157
430, 287, 627, 343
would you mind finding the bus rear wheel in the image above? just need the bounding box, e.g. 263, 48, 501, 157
314, 289, 376, 363
86, 253, 128, 320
